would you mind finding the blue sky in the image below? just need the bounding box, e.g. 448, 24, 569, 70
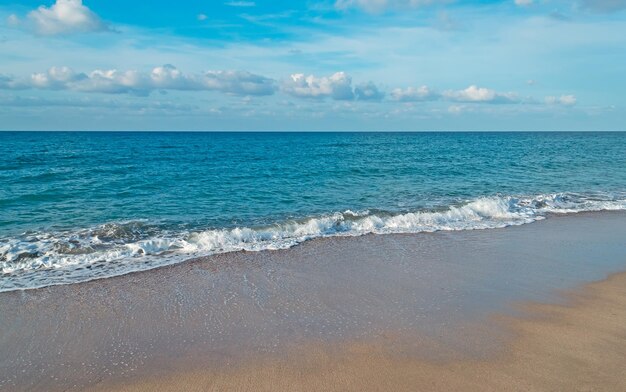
0, 0, 624, 130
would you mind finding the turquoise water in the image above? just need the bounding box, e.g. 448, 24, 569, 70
1, 131, 626, 291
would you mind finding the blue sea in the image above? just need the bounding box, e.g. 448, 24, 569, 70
1, 131, 625, 292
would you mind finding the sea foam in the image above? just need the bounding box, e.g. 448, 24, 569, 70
1, 192, 625, 292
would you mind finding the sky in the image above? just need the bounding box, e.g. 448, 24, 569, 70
0, 0, 624, 131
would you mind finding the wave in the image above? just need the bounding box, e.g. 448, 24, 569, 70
2, 192, 626, 292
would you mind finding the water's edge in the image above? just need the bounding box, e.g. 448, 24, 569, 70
2, 192, 625, 293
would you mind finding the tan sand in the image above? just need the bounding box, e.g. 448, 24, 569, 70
95, 271, 626, 392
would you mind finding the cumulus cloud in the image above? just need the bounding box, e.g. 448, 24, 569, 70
11, 0, 109, 35
0, 65, 277, 96
282, 72, 355, 100
390, 86, 438, 101
334, 0, 449, 13
443, 85, 519, 104
354, 82, 385, 101
545, 94, 577, 106
580, 0, 626, 13
514, 0, 533, 6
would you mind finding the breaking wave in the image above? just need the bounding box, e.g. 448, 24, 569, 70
2, 192, 626, 292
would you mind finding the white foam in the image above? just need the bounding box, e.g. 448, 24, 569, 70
2, 192, 626, 292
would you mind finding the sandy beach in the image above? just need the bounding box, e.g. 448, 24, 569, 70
1, 211, 625, 391
3, 0, 626, 387
99, 271, 626, 392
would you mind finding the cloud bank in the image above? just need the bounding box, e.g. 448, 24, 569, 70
0, 65, 277, 96
0, 66, 576, 108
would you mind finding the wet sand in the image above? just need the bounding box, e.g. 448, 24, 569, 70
98, 271, 626, 392
1, 212, 625, 391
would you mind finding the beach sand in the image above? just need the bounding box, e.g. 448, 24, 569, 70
1, 212, 625, 391
99, 271, 626, 392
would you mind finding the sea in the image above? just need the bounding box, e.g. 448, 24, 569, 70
1, 131, 625, 292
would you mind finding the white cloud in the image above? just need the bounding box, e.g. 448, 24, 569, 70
514, 0, 533, 7
0, 65, 277, 96
354, 82, 385, 101
390, 86, 438, 101
16, 0, 108, 35
30, 66, 86, 89
545, 94, 577, 106
443, 85, 519, 104
282, 72, 354, 100
197, 14, 208, 21
334, 0, 449, 13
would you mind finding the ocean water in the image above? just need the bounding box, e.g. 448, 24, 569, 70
1, 131, 626, 292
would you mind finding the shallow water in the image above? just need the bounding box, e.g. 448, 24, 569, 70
1, 131, 626, 290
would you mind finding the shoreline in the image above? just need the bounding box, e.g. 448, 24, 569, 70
1, 211, 625, 391
4, 201, 626, 293
1, 209, 620, 295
